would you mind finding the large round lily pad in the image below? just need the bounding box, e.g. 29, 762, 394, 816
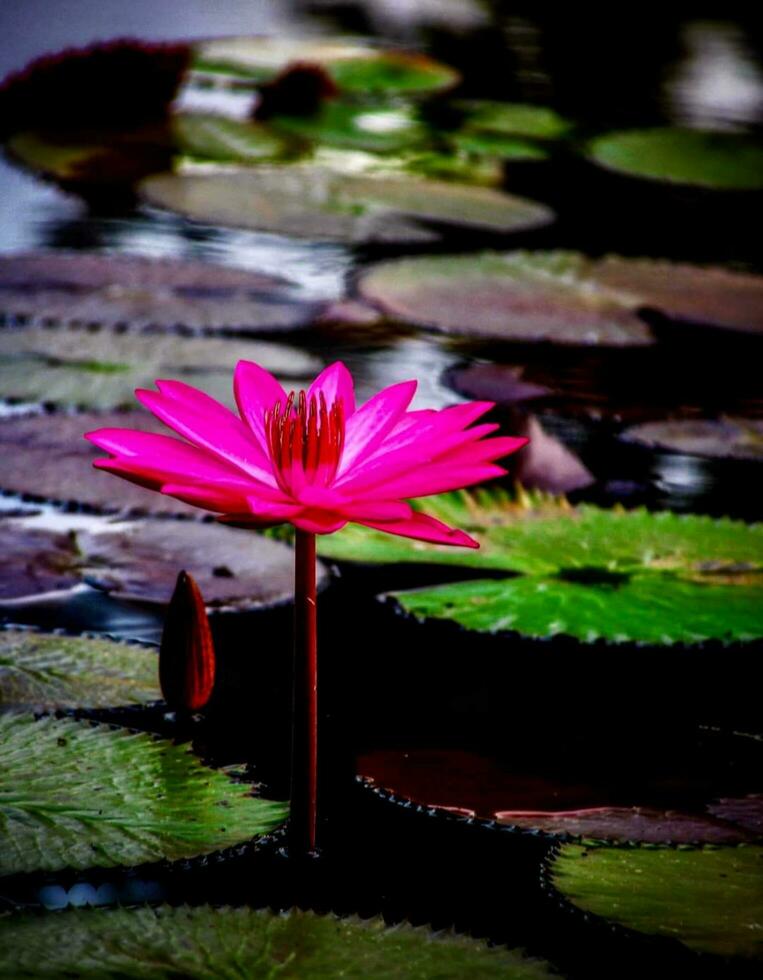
172, 112, 292, 163
193, 37, 459, 95
551, 843, 763, 959
454, 101, 572, 140
621, 419, 763, 462
358, 251, 763, 343
139, 166, 554, 245
587, 127, 763, 190
268, 102, 427, 153
0, 324, 321, 408
0, 514, 320, 609
0, 905, 555, 978
0, 713, 287, 875
0, 628, 159, 710
0, 252, 317, 333
319, 489, 763, 644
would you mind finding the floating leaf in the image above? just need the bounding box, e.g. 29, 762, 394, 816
551, 843, 763, 959
172, 112, 291, 163
193, 37, 458, 95
0, 514, 323, 608
319, 490, 763, 644
587, 127, 763, 190
708, 797, 763, 836
0, 905, 554, 978
0, 252, 319, 334
0, 713, 287, 874
0, 629, 159, 711
454, 101, 572, 140
139, 166, 554, 244
450, 131, 549, 161
621, 419, 763, 461
0, 325, 321, 409
359, 251, 763, 343
269, 102, 427, 153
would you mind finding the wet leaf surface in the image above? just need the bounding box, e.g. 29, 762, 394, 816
0, 628, 159, 710
172, 112, 292, 163
551, 843, 763, 959
621, 418, 763, 461
0, 323, 322, 408
454, 101, 572, 140
0, 713, 287, 874
0, 252, 316, 333
140, 166, 553, 244
268, 102, 427, 153
0, 905, 554, 978
587, 127, 763, 190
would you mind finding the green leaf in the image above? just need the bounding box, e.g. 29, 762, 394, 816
270, 102, 426, 153
587, 128, 763, 190
450, 130, 549, 161
0, 630, 159, 710
455, 101, 572, 140
0, 714, 287, 874
551, 843, 763, 959
140, 166, 553, 245
0, 906, 556, 978
172, 112, 291, 163
319, 490, 763, 644
328, 53, 459, 96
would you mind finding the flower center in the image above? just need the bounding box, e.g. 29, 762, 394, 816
265, 390, 345, 492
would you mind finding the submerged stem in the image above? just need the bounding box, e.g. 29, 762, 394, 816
290, 529, 318, 855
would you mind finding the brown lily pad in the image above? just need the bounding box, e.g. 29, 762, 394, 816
139, 166, 554, 245
0, 514, 320, 609
708, 796, 763, 835
621, 418, 763, 461
0, 252, 316, 333
0, 322, 321, 409
359, 251, 763, 345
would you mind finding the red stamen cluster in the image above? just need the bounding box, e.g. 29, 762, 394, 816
265, 390, 345, 492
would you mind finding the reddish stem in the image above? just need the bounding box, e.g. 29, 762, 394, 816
290, 529, 318, 855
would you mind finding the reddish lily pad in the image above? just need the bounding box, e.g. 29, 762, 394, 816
359, 251, 763, 344
139, 166, 554, 244
0, 323, 321, 409
0, 513, 321, 608
0, 252, 316, 333
708, 797, 763, 835
621, 419, 763, 461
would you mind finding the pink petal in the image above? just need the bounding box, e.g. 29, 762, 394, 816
159, 482, 253, 513
355, 462, 507, 499
440, 435, 529, 467
335, 499, 413, 522
136, 387, 276, 486
307, 361, 355, 418
233, 360, 287, 447
293, 510, 348, 534
338, 379, 417, 474
358, 511, 479, 548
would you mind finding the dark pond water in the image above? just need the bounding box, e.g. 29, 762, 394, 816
0, 2, 762, 977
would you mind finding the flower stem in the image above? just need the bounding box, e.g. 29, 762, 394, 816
290, 529, 318, 855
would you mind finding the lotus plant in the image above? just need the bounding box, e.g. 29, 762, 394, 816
85, 361, 527, 854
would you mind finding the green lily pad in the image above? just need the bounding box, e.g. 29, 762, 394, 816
172, 112, 292, 163
587, 127, 763, 191
193, 37, 459, 96
0, 629, 159, 711
358, 251, 763, 344
551, 843, 763, 959
455, 101, 572, 140
140, 166, 553, 244
622, 419, 763, 461
449, 130, 549, 161
0, 514, 322, 608
0, 906, 555, 978
0, 324, 321, 409
319, 489, 763, 644
269, 102, 427, 153
0, 252, 318, 334
0, 713, 286, 874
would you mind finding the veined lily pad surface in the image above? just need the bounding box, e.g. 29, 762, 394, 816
454, 101, 572, 140
358, 251, 763, 343
0, 323, 321, 409
0, 629, 159, 710
193, 36, 459, 95
268, 102, 427, 153
139, 166, 554, 244
587, 127, 763, 190
621, 418, 763, 461
551, 843, 763, 959
0, 906, 556, 978
0, 515, 322, 608
319, 489, 763, 644
0, 252, 317, 333
0, 713, 287, 875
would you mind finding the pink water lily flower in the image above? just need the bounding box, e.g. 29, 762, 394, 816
85, 361, 527, 548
